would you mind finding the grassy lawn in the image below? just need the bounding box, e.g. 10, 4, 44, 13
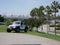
25, 31, 60, 41
0, 25, 60, 41
0, 25, 7, 32
49, 31, 60, 34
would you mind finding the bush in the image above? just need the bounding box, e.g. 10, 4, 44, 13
5, 19, 11, 26
0, 15, 5, 22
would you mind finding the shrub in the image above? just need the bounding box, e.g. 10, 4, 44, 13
5, 19, 11, 26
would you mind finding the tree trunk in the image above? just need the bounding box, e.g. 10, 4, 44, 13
55, 12, 56, 35
41, 24, 43, 32
47, 23, 49, 34
47, 15, 49, 34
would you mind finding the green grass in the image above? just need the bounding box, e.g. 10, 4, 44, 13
24, 31, 60, 41
0, 25, 7, 32
0, 25, 60, 41
49, 31, 60, 34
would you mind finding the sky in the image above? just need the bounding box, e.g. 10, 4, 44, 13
0, 0, 60, 18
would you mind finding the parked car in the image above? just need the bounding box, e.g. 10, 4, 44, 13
0, 22, 5, 25
7, 21, 28, 32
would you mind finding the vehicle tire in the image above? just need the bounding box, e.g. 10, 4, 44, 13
7, 28, 11, 32
24, 30, 27, 32
15, 28, 20, 33
15, 26, 20, 33
24, 27, 28, 32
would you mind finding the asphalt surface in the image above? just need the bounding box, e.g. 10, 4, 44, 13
0, 33, 60, 45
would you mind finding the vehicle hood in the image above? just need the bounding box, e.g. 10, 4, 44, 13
8, 24, 20, 28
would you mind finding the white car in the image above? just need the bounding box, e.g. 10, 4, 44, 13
7, 21, 28, 32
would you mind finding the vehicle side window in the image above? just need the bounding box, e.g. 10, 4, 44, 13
16, 22, 20, 24
21, 22, 23, 25
24, 23, 27, 25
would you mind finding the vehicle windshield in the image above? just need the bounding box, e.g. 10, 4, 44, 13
15, 22, 20, 24
13, 21, 21, 24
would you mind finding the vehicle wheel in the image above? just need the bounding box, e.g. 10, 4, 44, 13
24, 28, 28, 32
7, 28, 11, 32
15, 29, 20, 33
24, 30, 27, 32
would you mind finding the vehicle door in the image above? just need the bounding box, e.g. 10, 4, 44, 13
20, 22, 25, 29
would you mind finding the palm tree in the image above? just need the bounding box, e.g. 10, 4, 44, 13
38, 6, 45, 32
51, 1, 60, 35
30, 8, 38, 31
30, 6, 45, 32
30, 8, 38, 18
38, 6, 45, 17
45, 6, 52, 34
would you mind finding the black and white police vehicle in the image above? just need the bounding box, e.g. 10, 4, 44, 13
7, 21, 28, 32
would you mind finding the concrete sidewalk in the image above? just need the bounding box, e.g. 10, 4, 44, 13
0, 33, 60, 45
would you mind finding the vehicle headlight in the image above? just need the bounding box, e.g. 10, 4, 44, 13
8, 26, 11, 28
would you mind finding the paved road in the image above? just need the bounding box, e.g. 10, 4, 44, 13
0, 33, 60, 45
